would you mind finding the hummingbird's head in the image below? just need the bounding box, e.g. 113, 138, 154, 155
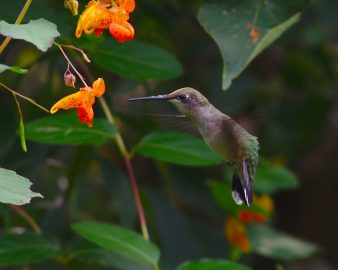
128, 87, 210, 119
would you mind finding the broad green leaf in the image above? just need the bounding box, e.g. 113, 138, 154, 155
25, 113, 116, 145
0, 168, 42, 205
208, 180, 269, 215
0, 64, 27, 74
254, 158, 299, 194
71, 248, 150, 270
0, 18, 59, 52
248, 224, 320, 261
134, 131, 222, 166
72, 221, 160, 265
198, 0, 309, 90
177, 259, 252, 270
0, 233, 60, 265
87, 39, 183, 80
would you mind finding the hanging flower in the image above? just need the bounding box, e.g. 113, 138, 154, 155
225, 194, 274, 253
75, 0, 135, 43
50, 78, 105, 127
224, 217, 251, 253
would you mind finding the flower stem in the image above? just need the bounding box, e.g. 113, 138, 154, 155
0, 0, 32, 55
0, 82, 49, 113
98, 96, 149, 240
54, 42, 89, 88
9, 205, 42, 234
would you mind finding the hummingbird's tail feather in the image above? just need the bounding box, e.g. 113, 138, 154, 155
231, 160, 253, 206
232, 174, 245, 205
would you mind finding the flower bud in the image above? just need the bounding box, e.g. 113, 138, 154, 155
64, 0, 79, 16
64, 72, 76, 88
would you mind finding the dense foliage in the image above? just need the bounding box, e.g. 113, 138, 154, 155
0, 0, 337, 269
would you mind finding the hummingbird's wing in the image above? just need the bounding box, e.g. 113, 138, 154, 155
232, 159, 253, 206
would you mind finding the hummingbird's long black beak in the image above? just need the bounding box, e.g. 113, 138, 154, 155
128, 94, 171, 102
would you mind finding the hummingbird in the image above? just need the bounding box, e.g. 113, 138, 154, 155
129, 87, 259, 206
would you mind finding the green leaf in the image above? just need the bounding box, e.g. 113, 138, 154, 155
0, 168, 42, 205
248, 224, 320, 261
276, 264, 285, 270
25, 113, 116, 145
177, 259, 252, 270
87, 39, 183, 80
0, 18, 59, 52
72, 221, 160, 265
254, 158, 299, 194
0, 233, 60, 265
198, 0, 309, 90
134, 131, 222, 166
71, 248, 150, 270
0, 64, 27, 74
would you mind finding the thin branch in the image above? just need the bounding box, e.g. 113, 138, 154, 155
0, 82, 49, 113
9, 205, 42, 234
0, 0, 33, 55
56, 43, 91, 63
54, 42, 89, 88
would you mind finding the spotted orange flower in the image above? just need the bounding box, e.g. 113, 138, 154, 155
224, 217, 251, 253
75, 0, 135, 43
50, 78, 105, 127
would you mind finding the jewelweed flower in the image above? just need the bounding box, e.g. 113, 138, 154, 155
50, 78, 105, 127
224, 217, 251, 253
75, 0, 135, 43
225, 194, 274, 253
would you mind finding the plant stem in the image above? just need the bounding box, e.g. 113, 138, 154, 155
0, 82, 49, 113
0, 0, 32, 55
73, 57, 153, 260
54, 42, 89, 88
9, 205, 42, 234
98, 96, 149, 240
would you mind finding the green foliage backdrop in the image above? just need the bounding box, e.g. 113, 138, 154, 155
0, 0, 337, 269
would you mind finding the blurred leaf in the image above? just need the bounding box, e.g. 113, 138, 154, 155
0, 233, 60, 265
71, 247, 150, 270
25, 113, 116, 145
0, 64, 27, 74
198, 0, 309, 90
88, 39, 183, 80
72, 221, 160, 265
134, 131, 222, 166
248, 224, 320, 261
208, 180, 268, 215
0, 168, 42, 205
177, 258, 252, 270
0, 18, 59, 52
254, 158, 299, 194
276, 264, 285, 270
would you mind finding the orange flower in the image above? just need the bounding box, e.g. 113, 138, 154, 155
75, 0, 135, 43
224, 217, 250, 253
50, 78, 105, 127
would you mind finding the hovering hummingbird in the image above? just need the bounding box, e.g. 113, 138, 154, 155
129, 87, 259, 206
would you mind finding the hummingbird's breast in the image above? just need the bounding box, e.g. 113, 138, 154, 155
194, 108, 238, 163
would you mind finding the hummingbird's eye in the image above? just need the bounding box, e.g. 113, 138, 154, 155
177, 94, 187, 101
